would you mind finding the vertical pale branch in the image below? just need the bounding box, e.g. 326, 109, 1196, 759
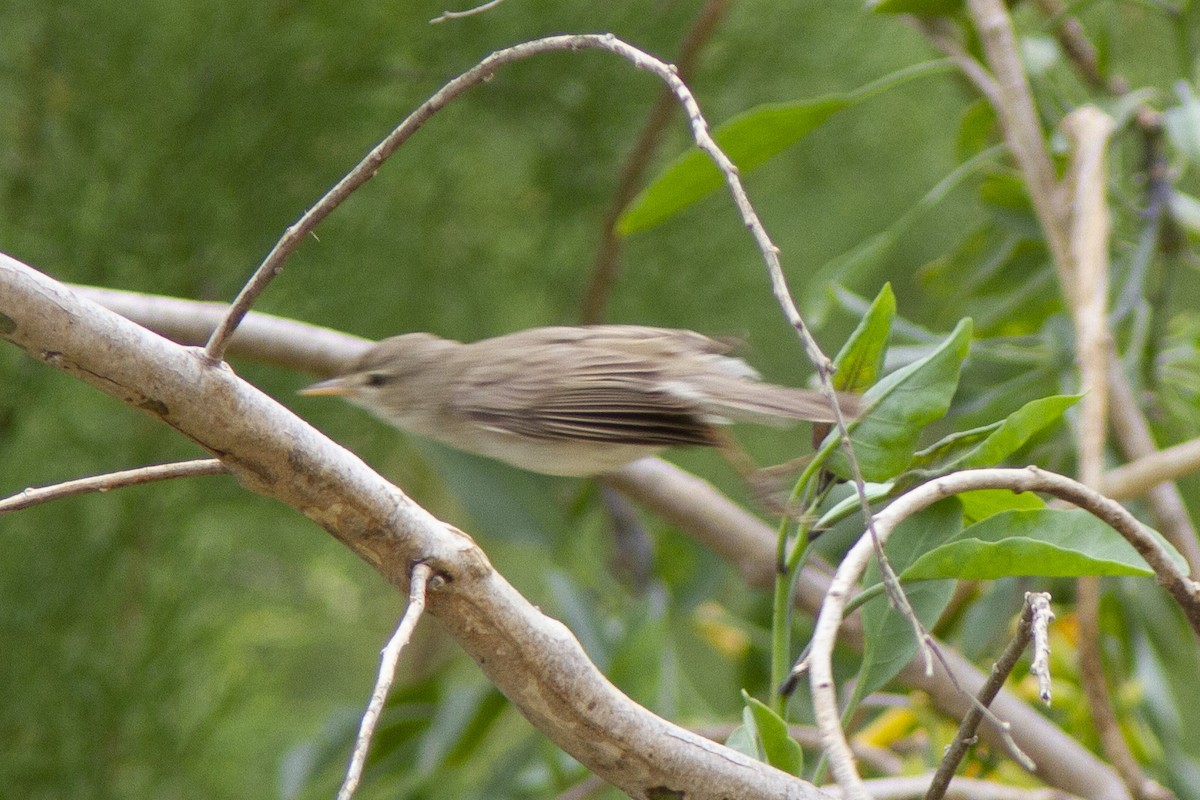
1059, 107, 1165, 800
1062, 106, 1114, 489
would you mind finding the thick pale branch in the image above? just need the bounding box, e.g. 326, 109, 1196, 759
73, 285, 370, 375
1105, 438, 1200, 504
0, 254, 820, 799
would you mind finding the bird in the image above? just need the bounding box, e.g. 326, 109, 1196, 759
299, 325, 860, 478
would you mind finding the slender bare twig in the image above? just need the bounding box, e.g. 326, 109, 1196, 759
924, 593, 1051, 800
580, 0, 731, 323
0, 459, 227, 513
909, 17, 1001, 108
809, 467, 1200, 800
429, 0, 505, 24
337, 562, 435, 800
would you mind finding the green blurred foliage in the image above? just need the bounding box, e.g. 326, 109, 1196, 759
4, 0, 1200, 798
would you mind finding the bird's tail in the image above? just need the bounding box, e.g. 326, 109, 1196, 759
701, 382, 863, 425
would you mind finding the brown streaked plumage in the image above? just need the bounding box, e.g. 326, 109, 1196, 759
300, 325, 862, 477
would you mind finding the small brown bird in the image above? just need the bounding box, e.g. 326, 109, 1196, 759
300, 325, 860, 477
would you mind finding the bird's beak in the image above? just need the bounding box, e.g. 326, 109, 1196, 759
298, 377, 354, 397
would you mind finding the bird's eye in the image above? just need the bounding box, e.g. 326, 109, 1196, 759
364, 373, 389, 388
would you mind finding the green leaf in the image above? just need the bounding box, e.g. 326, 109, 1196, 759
832, 283, 895, 392
825, 318, 972, 482
1126, 588, 1200, 780
417, 684, 505, 772
855, 499, 962, 699
803, 233, 898, 326
741, 691, 803, 776
897, 394, 1080, 487
979, 170, 1034, 213
955, 394, 1079, 468
901, 508, 1185, 580
958, 488, 1045, 525
723, 723, 759, 760
904, 422, 1002, 474
618, 61, 953, 234
1106, 87, 1161, 133
814, 389, 1066, 525
814, 481, 895, 530
619, 98, 846, 234
547, 570, 612, 669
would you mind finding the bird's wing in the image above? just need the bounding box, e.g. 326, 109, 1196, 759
451, 346, 722, 447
